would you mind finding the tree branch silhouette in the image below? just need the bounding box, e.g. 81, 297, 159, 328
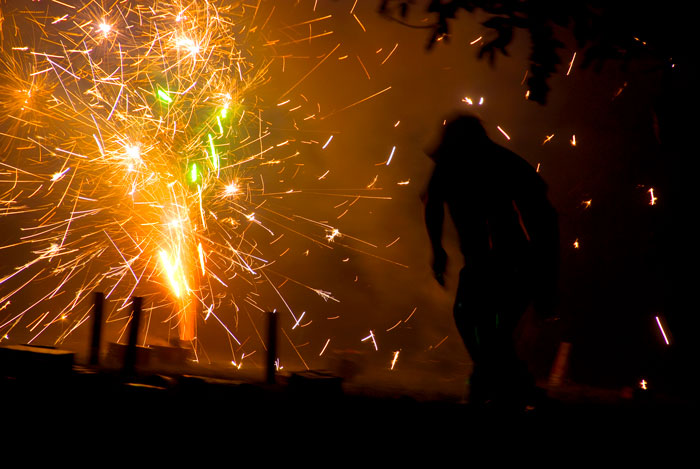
378, 1, 685, 104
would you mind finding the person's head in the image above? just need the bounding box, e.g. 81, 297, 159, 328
429, 113, 489, 162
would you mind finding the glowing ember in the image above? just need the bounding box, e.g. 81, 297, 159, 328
223, 182, 240, 197
648, 188, 658, 205
326, 228, 341, 242
98, 22, 112, 36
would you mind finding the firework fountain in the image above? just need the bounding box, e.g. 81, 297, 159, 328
0, 0, 403, 370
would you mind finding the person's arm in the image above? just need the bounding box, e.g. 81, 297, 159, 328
425, 169, 447, 285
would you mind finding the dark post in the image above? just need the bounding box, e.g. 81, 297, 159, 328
266, 311, 278, 385
89, 292, 104, 366
123, 296, 142, 376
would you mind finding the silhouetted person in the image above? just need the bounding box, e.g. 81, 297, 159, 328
424, 114, 559, 409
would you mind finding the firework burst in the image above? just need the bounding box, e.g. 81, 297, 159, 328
0, 0, 393, 367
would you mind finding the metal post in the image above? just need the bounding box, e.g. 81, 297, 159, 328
266, 311, 278, 385
89, 292, 104, 366
123, 296, 142, 376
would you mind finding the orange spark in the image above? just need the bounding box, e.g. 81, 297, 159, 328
391, 350, 400, 370
497, 126, 511, 140
361, 330, 378, 350
381, 43, 399, 65
319, 338, 331, 356
322, 135, 334, 149
566, 52, 577, 76
648, 188, 658, 205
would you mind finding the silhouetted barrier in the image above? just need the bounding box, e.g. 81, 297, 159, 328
123, 296, 142, 376
90, 292, 104, 366
106, 342, 151, 369
266, 311, 277, 385
0, 344, 74, 380
288, 370, 343, 398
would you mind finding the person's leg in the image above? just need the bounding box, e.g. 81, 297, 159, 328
454, 268, 497, 404
455, 265, 535, 407
488, 275, 536, 407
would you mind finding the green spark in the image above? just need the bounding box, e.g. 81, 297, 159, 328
157, 89, 173, 103
208, 134, 218, 171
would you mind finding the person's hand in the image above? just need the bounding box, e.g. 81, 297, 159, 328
432, 248, 447, 286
